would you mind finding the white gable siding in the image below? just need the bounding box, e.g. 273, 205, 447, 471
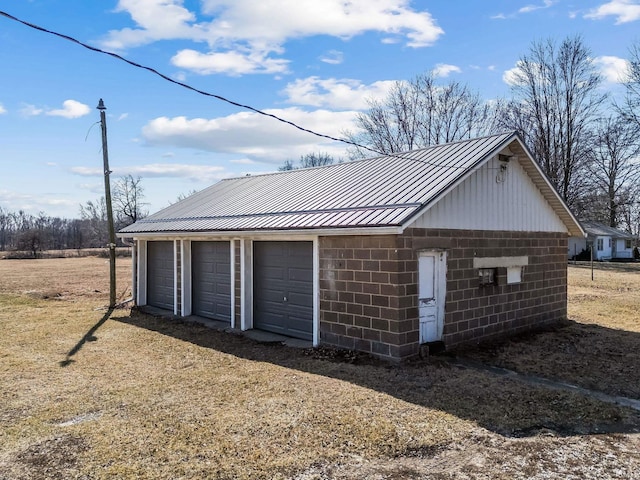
409, 156, 568, 233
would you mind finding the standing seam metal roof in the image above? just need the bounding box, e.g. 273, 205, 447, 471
119, 131, 578, 235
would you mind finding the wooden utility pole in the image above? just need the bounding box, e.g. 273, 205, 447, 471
97, 99, 117, 308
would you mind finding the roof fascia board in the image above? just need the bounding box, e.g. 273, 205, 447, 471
400, 132, 517, 231
117, 225, 403, 240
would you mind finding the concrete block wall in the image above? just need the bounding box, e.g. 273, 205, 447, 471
404, 229, 567, 349
319, 235, 417, 360
319, 229, 568, 360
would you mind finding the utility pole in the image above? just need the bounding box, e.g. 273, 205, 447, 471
97, 99, 117, 308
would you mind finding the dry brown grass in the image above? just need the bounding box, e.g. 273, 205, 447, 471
1, 257, 640, 479
462, 262, 640, 400
568, 262, 640, 332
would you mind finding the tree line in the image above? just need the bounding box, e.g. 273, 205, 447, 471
0, 175, 147, 256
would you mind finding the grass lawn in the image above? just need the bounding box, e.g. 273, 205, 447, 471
1, 257, 639, 479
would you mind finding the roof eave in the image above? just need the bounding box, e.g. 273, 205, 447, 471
117, 225, 404, 239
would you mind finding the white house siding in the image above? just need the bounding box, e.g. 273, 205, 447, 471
615, 239, 633, 259
568, 236, 588, 259
594, 236, 613, 260
410, 156, 568, 233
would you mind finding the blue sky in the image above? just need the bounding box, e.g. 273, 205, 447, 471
0, 0, 638, 219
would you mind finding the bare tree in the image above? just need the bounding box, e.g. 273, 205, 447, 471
278, 159, 296, 171
618, 41, 640, 131
583, 116, 640, 227
499, 36, 606, 208
346, 72, 499, 158
173, 189, 199, 204
279, 152, 335, 171
0, 206, 10, 251
113, 175, 148, 227
79, 197, 108, 248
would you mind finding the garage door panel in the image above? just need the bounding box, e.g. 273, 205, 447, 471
253, 241, 313, 341
261, 287, 286, 302
287, 291, 313, 307
147, 241, 174, 311
288, 267, 311, 282
192, 241, 231, 322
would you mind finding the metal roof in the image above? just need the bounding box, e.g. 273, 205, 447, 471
119, 131, 583, 236
580, 221, 635, 239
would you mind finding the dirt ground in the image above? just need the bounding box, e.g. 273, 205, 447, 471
0, 257, 639, 479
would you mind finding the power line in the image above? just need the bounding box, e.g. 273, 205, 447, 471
0, 10, 374, 151
0, 9, 482, 171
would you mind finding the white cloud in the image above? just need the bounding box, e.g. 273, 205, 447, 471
71, 163, 228, 183
319, 50, 344, 65
432, 63, 462, 78
230, 158, 257, 165
78, 183, 104, 194
0, 103, 6, 115
281, 77, 395, 110
503, 62, 526, 86
141, 107, 359, 162
585, 0, 640, 23
103, 0, 198, 50
46, 100, 91, 119
18, 100, 90, 119
20, 104, 44, 117
173, 71, 187, 82
102, 0, 444, 75
118, 113, 129, 121
492, 0, 556, 19
593, 55, 630, 82
519, 0, 556, 14
0, 189, 76, 215
171, 49, 289, 75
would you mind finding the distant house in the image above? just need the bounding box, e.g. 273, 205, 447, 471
118, 131, 584, 361
568, 221, 635, 261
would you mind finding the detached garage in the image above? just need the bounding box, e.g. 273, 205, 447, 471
120, 131, 584, 361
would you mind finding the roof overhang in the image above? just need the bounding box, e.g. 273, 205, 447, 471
117, 225, 403, 240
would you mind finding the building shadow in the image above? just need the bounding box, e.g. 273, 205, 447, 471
111, 309, 640, 439
59, 307, 114, 367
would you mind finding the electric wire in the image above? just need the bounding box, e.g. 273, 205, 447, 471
1, 9, 498, 171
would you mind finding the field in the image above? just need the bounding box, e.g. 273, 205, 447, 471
0, 257, 639, 479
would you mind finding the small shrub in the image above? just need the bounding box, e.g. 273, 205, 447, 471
573, 248, 591, 261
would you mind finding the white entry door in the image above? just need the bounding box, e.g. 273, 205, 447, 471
418, 251, 447, 343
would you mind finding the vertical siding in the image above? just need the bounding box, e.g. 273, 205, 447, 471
411, 156, 568, 233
